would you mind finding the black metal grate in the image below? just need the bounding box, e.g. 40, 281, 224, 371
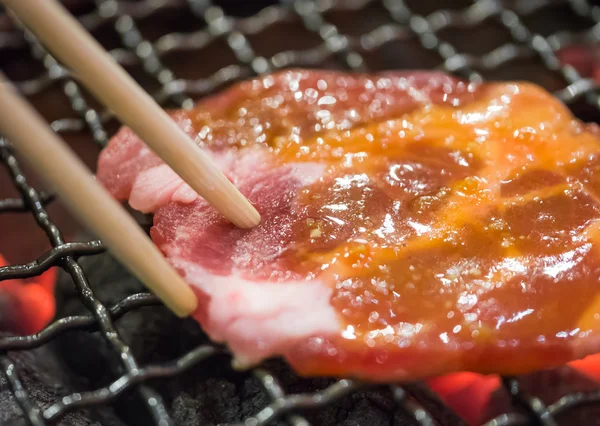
2, 0, 600, 425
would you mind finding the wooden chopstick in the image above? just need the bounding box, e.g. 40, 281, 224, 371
0, 74, 198, 318
2, 0, 261, 229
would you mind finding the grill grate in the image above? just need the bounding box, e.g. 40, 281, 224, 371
2, 0, 600, 425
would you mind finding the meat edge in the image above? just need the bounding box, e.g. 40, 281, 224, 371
171, 258, 342, 369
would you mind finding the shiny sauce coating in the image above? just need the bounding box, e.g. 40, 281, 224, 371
187, 72, 600, 378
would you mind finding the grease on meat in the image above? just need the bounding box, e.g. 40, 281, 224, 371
97, 70, 600, 381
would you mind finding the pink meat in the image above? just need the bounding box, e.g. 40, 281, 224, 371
96, 110, 193, 201
150, 154, 335, 364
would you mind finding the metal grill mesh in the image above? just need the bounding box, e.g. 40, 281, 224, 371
2, 0, 600, 424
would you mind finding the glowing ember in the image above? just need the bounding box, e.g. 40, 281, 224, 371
0, 254, 56, 335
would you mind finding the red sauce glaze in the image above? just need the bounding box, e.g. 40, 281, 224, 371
277, 81, 600, 380
190, 70, 479, 152
187, 72, 600, 379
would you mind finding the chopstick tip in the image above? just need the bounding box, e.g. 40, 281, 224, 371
238, 206, 262, 229
172, 294, 199, 317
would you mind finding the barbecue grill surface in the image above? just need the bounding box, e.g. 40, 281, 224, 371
3, 0, 600, 425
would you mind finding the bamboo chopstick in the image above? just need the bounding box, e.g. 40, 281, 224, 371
2, 0, 261, 229
0, 74, 198, 318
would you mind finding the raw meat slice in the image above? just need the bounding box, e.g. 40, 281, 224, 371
97, 69, 600, 382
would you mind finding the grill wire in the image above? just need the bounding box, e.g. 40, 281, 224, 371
2, 0, 600, 425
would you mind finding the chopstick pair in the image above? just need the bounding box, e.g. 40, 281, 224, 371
0, 0, 261, 317
0, 74, 198, 317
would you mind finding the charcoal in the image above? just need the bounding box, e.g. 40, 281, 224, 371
483, 367, 600, 426
0, 337, 125, 426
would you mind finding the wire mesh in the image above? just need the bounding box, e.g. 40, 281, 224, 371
2, 0, 600, 425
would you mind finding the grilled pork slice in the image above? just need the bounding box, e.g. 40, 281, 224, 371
97, 69, 600, 381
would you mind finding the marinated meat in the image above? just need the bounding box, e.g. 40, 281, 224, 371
97, 69, 600, 381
